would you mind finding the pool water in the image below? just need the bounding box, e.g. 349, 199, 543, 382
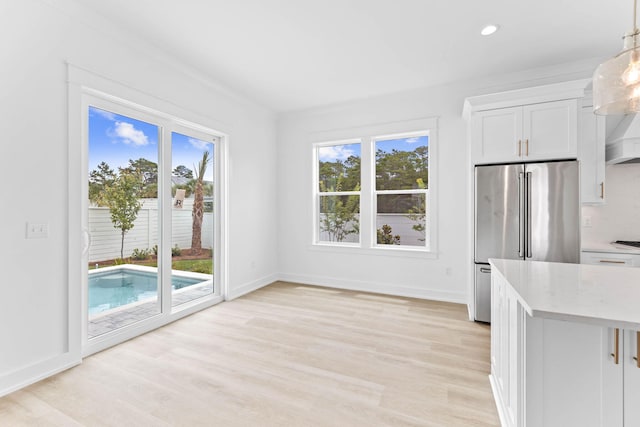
88, 269, 203, 315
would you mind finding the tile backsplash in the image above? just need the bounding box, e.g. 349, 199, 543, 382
582, 163, 640, 246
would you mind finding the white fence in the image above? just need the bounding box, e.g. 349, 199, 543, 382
89, 198, 213, 263
318, 213, 428, 246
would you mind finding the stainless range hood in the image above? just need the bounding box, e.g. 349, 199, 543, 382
606, 114, 640, 164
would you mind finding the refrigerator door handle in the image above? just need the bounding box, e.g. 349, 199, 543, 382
526, 171, 533, 258
518, 172, 525, 258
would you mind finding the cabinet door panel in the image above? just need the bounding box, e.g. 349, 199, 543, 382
472, 107, 521, 164
523, 100, 578, 161
624, 330, 640, 426
525, 319, 623, 427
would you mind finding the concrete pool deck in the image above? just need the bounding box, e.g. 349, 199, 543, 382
88, 265, 214, 338
88, 282, 214, 338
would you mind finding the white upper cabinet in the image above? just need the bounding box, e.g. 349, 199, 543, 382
472, 106, 522, 164
464, 80, 588, 166
471, 99, 578, 164
523, 100, 577, 160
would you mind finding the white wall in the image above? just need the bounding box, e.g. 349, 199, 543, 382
582, 164, 640, 244
0, 0, 277, 396
276, 61, 599, 304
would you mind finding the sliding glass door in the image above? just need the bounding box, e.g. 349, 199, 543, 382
84, 96, 223, 350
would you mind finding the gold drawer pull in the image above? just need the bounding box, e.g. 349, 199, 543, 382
600, 182, 604, 199
611, 328, 620, 364
599, 260, 626, 264
525, 139, 529, 156
518, 140, 522, 156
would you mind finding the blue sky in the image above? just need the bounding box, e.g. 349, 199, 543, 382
88, 106, 214, 181
318, 135, 428, 162
375, 135, 428, 154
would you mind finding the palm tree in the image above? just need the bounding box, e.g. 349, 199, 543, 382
191, 151, 211, 255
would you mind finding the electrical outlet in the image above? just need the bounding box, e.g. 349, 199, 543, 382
583, 216, 592, 228
26, 222, 49, 239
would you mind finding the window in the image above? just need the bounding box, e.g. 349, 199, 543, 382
375, 134, 429, 248
316, 141, 361, 244
313, 126, 434, 252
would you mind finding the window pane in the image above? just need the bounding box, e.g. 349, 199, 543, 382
318, 143, 361, 192
171, 132, 214, 308
87, 106, 160, 338
318, 194, 360, 243
376, 194, 426, 246
375, 135, 428, 191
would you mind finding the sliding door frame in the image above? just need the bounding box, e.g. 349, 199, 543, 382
69, 65, 228, 358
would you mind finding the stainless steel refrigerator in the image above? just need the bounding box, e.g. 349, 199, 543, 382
474, 160, 580, 322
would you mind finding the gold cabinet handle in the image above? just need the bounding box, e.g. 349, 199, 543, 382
634, 331, 640, 368
611, 328, 620, 364
599, 260, 627, 264
525, 139, 529, 156
600, 182, 605, 199
518, 139, 522, 156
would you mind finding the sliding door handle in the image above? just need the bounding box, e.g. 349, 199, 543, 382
82, 228, 92, 257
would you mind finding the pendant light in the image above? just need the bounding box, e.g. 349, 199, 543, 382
593, 0, 640, 115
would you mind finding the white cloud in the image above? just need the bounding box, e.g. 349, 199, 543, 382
90, 107, 116, 121
189, 137, 210, 150
318, 145, 355, 162
111, 121, 150, 146
406, 137, 420, 144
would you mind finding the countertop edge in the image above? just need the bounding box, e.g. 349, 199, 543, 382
489, 258, 640, 330
529, 309, 640, 330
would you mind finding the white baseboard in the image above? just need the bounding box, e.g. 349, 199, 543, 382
0, 353, 81, 398
277, 273, 467, 304
226, 273, 278, 301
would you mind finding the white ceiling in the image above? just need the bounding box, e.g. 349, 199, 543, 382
79, 0, 631, 112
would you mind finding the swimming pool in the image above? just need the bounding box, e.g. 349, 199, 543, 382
88, 266, 210, 315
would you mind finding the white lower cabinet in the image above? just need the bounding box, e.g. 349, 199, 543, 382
490, 272, 640, 426
582, 251, 640, 267
624, 330, 640, 425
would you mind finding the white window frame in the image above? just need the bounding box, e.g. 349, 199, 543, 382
372, 131, 430, 251
311, 118, 437, 257
313, 139, 362, 246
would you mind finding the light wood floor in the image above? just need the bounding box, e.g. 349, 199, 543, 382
0, 282, 500, 426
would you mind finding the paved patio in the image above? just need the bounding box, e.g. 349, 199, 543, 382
88, 282, 214, 338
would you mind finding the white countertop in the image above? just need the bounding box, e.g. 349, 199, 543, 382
582, 242, 640, 254
489, 258, 640, 329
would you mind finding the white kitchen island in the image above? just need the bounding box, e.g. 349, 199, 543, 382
488, 259, 640, 427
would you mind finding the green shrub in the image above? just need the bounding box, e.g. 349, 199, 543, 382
377, 224, 401, 245
131, 248, 150, 260
172, 245, 182, 257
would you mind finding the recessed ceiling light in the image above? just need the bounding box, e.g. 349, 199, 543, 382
480, 24, 499, 36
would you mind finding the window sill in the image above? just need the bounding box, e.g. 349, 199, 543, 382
309, 243, 438, 259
